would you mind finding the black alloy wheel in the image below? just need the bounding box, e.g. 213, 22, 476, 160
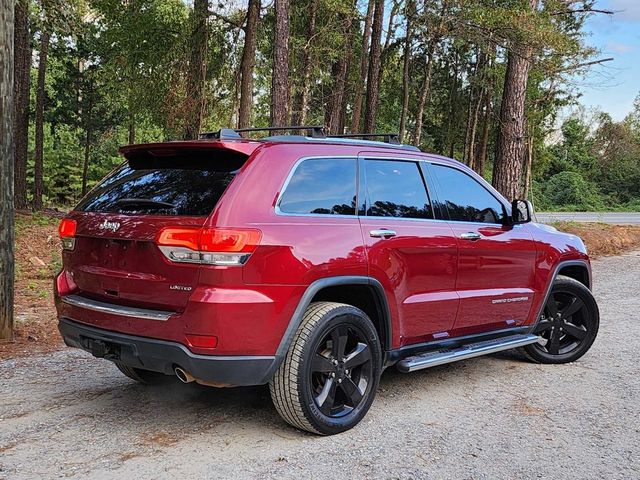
310, 324, 374, 418
269, 302, 382, 435
522, 276, 599, 364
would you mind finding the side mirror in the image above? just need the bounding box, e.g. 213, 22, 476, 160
511, 199, 533, 224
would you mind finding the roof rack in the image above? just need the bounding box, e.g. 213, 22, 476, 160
200, 125, 326, 140
327, 133, 400, 145
198, 125, 418, 151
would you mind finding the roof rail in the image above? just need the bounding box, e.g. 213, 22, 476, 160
327, 133, 400, 145
200, 125, 326, 140
198, 126, 417, 151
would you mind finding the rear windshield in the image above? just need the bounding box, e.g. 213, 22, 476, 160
76, 158, 237, 216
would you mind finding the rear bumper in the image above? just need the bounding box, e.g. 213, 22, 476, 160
58, 318, 276, 387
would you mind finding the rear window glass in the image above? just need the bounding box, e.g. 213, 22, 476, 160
76, 159, 237, 216
278, 158, 357, 215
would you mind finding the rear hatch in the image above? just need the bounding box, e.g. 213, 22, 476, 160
62, 141, 256, 312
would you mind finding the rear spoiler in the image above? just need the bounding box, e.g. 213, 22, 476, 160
119, 140, 261, 165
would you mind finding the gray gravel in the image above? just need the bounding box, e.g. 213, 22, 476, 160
2, 252, 639, 479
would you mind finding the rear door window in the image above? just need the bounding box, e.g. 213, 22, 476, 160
76, 158, 237, 216
364, 159, 433, 219
278, 158, 357, 215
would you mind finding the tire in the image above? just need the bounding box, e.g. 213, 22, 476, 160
269, 302, 382, 435
114, 362, 172, 384
521, 276, 599, 364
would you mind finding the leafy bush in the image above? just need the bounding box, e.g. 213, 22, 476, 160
536, 171, 605, 211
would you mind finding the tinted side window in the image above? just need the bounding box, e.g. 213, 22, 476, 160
365, 160, 433, 219
278, 158, 357, 215
430, 164, 506, 224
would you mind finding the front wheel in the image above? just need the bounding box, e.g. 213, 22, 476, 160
522, 276, 599, 364
269, 302, 382, 435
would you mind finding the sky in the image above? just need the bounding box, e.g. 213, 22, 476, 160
576, 0, 640, 120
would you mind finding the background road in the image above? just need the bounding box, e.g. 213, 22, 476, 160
2, 252, 639, 479
537, 212, 640, 224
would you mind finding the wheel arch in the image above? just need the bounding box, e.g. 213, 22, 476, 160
529, 259, 592, 334
557, 263, 591, 289
266, 276, 393, 380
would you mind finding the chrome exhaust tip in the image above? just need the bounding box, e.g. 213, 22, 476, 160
174, 366, 195, 383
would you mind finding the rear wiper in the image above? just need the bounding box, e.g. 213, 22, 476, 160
112, 198, 176, 210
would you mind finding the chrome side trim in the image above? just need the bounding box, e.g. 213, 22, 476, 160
397, 333, 540, 372
61, 294, 174, 321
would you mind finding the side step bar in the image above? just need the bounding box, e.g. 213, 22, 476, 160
396, 334, 540, 373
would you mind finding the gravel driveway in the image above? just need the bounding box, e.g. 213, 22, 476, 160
2, 252, 639, 480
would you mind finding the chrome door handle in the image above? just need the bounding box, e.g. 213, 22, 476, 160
370, 229, 397, 238
460, 232, 481, 241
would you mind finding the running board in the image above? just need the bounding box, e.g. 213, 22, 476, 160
396, 334, 540, 373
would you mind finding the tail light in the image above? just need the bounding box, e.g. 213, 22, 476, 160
156, 227, 262, 266
58, 219, 77, 250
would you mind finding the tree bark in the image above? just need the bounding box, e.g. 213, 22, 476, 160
492, 0, 538, 200
238, 0, 260, 129
475, 45, 496, 176
326, 11, 354, 134
412, 44, 434, 146
375, 0, 398, 97
476, 89, 493, 177
183, 0, 209, 139
350, 0, 374, 133
13, 0, 29, 211
1, 0, 15, 341
82, 83, 93, 196
363, 0, 384, 133
522, 125, 534, 199
33, 29, 49, 211
270, 0, 289, 128
291, 0, 317, 125
399, 0, 415, 142
463, 48, 486, 168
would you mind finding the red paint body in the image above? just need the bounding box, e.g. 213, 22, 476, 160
54, 140, 590, 357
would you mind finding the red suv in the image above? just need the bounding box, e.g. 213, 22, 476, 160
55, 128, 599, 435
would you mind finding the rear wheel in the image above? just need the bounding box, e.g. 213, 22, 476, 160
522, 276, 599, 364
269, 302, 382, 435
114, 362, 172, 384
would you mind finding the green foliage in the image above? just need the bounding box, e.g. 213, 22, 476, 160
18, 0, 638, 211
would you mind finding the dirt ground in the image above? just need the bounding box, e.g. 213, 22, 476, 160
1, 246, 639, 478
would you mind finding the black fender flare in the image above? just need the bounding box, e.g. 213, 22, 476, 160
263, 276, 393, 382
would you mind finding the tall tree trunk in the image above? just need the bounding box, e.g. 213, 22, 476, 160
82, 84, 93, 196
183, 0, 209, 139
412, 45, 434, 146
492, 0, 538, 200
476, 91, 493, 177
399, 0, 415, 142
327, 12, 354, 134
13, 0, 28, 211
413, 5, 446, 145
270, 0, 289, 128
464, 48, 486, 168
475, 45, 496, 176
33, 29, 49, 211
128, 110, 135, 144
292, 0, 317, 125
522, 126, 534, 199
375, 0, 398, 97
1, 0, 15, 341
446, 49, 460, 158
363, 0, 384, 133
238, 0, 260, 129
350, 0, 374, 133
